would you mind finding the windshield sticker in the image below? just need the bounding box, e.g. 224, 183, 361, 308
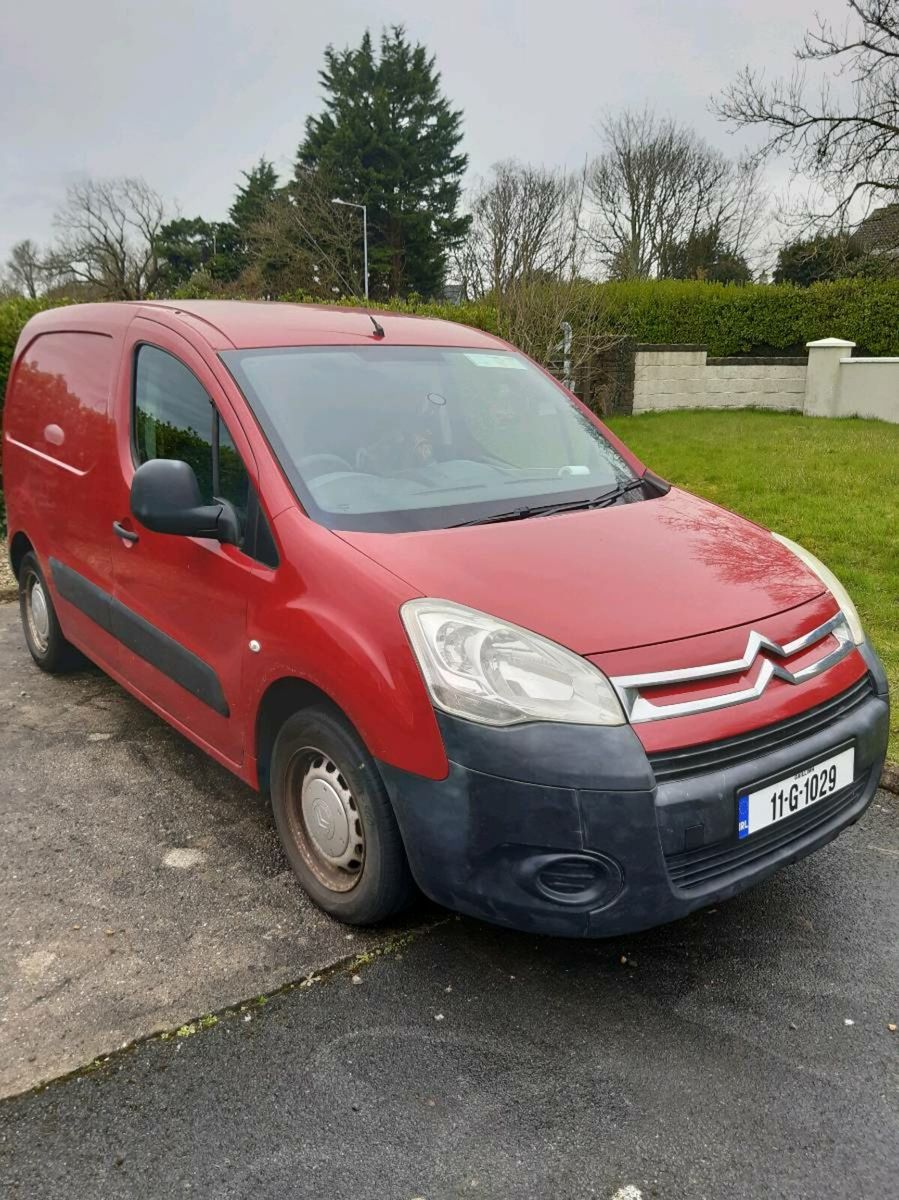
463, 353, 527, 369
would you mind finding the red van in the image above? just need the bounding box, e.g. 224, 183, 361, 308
3, 301, 889, 936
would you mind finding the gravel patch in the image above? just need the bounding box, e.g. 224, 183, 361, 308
0, 550, 16, 601
0, 603, 425, 1098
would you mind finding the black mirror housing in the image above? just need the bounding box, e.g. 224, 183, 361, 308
130, 459, 238, 544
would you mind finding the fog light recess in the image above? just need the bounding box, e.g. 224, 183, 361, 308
528, 852, 623, 908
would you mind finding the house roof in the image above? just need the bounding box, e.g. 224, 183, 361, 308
853, 204, 899, 252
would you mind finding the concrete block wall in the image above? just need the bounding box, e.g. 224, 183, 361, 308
633, 346, 806, 413
837, 359, 899, 422
625, 339, 899, 423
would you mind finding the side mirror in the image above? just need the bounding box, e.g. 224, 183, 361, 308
130, 459, 239, 545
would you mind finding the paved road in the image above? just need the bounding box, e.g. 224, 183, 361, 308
1, 596, 897, 1198
3, 797, 898, 1197
0, 603, 419, 1099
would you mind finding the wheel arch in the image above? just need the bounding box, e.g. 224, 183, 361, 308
254, 675, 353, 794
8, 531, 34, 581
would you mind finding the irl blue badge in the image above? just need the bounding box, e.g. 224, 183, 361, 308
737, 795, 750, 839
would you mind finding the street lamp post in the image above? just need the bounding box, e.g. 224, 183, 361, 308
331, 198, 368, 300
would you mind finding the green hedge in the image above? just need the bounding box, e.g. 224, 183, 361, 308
5, 278, 899, 529
0, 297, 62, 413
595, 278, 899, 357
1, 298, 67, 532
285, 278, 899, 357
10, 280, 899, 403
8, 279, 899, 402
347, 279, 899, 357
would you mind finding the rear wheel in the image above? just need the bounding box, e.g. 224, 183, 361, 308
18, 552, 85, 673
270, 705, 415, 925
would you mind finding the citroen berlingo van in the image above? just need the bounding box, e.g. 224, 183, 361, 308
3, 301, 889, 935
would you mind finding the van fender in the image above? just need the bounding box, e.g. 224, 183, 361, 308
245, 599, 449, 790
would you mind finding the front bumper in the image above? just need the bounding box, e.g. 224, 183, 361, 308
379, 644, 890, 938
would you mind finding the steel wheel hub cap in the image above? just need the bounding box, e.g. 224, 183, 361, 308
300, 756, 364, 872
28, 578, 50, 649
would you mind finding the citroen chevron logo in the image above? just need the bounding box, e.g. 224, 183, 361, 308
610, 613, 852, 724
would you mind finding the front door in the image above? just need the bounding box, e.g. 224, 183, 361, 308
109, 319, 269, 768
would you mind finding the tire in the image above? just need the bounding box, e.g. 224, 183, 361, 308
270, 705, 416, 925
17, 551, 86, 673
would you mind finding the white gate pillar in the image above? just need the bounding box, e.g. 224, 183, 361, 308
805, 337, 855, 417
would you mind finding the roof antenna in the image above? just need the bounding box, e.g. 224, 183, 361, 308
285, 206, 387, 339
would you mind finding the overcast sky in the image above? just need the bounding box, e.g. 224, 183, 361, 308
2, 0, 846, 266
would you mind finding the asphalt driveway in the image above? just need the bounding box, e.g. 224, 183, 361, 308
0, 601, 420, 1099
2, 802, 898, 1198
1, 597, 897, 1198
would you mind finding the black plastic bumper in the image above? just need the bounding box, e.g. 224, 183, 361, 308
379, 644, 890, 938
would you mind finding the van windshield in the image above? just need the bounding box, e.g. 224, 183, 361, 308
221, 345, 638, 533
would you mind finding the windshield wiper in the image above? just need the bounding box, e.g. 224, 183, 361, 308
588, 478, 646, 508
449, 478, 646, 528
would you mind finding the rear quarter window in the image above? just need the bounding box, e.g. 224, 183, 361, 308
5, 331, 116, 472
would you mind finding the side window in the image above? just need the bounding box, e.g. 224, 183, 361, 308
133, 345, 277, 567
134, 345, 215, 500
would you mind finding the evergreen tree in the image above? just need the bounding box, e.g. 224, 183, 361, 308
773, 235, 861, 286
156, 217, 240, 289
157, 217, 214, 283
230, 159, 280, 235
297, 27, 470, 297
665, 228, 752, 284
227, 158, 282, 278
156, 162, 279, 291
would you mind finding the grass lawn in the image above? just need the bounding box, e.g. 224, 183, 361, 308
605, 409, 899, 763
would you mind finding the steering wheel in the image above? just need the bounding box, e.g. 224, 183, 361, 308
298, 453, 354, 480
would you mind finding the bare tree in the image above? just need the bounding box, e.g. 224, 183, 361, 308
5, 240, 46, 298
449, 161, 617, 395
241, 170, 364, 299
494, 278, 615, 375
457, 160, 586, 297
48, 178, 168, 299
720, 157, 769, 265
588, 109, 766, 278
715, 1, 899, 232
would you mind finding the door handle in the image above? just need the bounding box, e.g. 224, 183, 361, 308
113, 521, 139, 544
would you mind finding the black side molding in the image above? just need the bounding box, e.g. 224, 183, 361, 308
51, 558, 114, 634
50, 558, 229, 717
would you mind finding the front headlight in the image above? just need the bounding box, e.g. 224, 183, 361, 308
772, 533, 865, 645
401, 599, 625, 727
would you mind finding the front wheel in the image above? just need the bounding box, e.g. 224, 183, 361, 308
270, 706, 416, 925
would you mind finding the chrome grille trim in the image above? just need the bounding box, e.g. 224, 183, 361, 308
610, 613, 854, 723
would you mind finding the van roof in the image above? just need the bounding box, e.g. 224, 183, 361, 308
25, 299, 507, 353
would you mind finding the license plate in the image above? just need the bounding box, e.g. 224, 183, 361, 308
737, 746, 855, 839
